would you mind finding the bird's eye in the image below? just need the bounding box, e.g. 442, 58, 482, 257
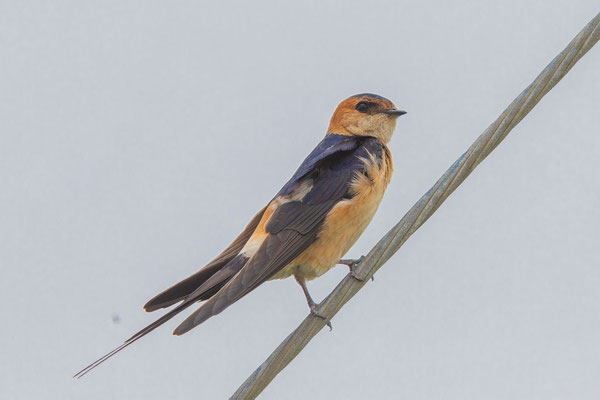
355, 101, 369, 113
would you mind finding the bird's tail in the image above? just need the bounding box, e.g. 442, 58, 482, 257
73, 254, 251, 378
73, 299, 196, 379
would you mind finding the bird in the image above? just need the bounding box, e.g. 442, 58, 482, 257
74, 93, 406, 378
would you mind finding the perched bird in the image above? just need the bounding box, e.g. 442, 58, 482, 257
74, 93, 406, 378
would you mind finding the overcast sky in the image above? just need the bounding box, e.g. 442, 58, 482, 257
1, 1, 599, 399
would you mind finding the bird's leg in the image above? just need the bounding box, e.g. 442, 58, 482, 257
338, 256, 368, 281
294, 275, 332, 331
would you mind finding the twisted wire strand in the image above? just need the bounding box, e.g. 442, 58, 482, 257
231, 12, 600, 400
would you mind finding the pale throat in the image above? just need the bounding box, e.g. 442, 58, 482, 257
349, 117, 397, 144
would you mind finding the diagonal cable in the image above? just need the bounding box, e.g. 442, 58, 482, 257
231, 11, 600, 400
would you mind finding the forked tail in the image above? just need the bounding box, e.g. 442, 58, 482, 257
73, 300, 195, 378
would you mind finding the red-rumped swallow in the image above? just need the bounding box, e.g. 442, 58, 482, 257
75, 93, 406, 378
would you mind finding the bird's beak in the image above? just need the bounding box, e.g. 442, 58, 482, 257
382, 109, 407, 117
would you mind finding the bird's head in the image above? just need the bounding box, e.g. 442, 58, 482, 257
327, 93, 406, 144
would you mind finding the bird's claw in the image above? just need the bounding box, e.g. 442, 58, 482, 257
309, 303, 333, 331
350, 269, 365, 282
338, 256, 366, 281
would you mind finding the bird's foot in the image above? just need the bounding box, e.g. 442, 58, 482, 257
308, 301, 332, 331
338, 256, 367, 281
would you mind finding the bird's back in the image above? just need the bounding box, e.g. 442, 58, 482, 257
270, 137, 393, 281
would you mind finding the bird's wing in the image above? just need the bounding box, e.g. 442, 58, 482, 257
143, 135, 358, 312
144, 134, 361, 313
73, 135, 380, 378
143, 205, 267, 312
173, 135, 385, 335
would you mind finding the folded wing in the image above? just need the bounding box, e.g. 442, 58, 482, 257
173, 134, 381, 334
74, 134, 379, 377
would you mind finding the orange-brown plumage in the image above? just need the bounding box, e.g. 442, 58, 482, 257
327, 94, 400, 143
74, 93, 405, 378
270, 142, 393, 281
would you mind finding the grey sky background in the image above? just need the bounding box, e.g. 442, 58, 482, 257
1, 1, 599, 399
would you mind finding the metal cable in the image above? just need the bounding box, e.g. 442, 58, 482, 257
231, 12, 600, 399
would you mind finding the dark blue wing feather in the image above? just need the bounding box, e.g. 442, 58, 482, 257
172, 136, 388, 335
277, 134, 360, 197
